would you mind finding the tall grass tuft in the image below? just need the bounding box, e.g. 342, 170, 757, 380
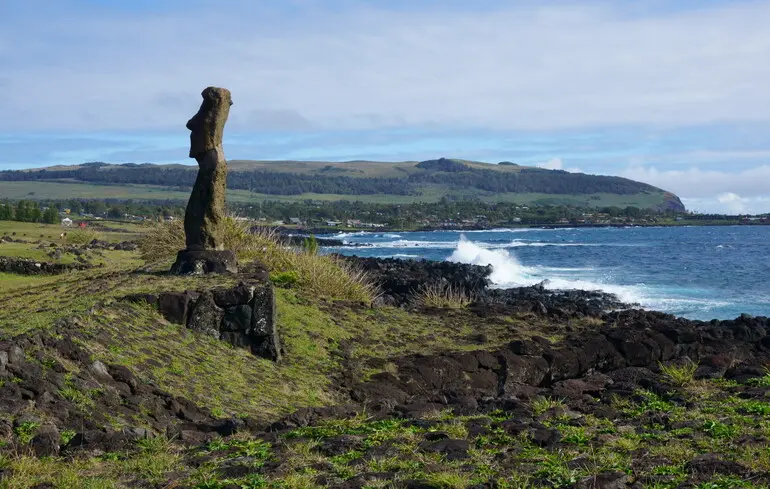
137, 219, 185, 264
137, 218, 376, 302
659, 359, 698, 386
413, 282, 474, 309
64, 228, 101, 245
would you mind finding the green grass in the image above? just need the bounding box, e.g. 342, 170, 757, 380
1, 286, 769, 488
0, 180, 671, 208
0, 212, 767, 488
0, 220, 144, 268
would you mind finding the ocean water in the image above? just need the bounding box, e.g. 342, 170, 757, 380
321, 226, 770, 321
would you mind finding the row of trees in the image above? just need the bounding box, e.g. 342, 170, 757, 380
229, 199, 687, 228
1, 197, 684, 228
0, 161, 662, 197
0, 199, 184, 224
0, 200, 60, 223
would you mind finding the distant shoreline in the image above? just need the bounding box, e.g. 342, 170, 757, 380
287, 220, 770, 236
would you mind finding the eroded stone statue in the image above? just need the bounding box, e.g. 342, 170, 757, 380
171, 87, 238, 274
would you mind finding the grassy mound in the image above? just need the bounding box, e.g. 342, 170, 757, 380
138, 219, 376, 303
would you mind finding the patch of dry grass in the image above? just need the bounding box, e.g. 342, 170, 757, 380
64, 228, 101, 245
413, 282, 474, 309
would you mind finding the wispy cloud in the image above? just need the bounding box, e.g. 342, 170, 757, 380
2, 1, 770, 132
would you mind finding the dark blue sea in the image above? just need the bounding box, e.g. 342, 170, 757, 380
321, 226, 770, 321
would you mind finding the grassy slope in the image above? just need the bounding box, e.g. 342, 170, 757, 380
0, 180, 669, 208
0, 223, 768, 488
2, 158, 674, 209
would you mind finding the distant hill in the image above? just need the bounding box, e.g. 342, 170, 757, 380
0, 157, 685, 211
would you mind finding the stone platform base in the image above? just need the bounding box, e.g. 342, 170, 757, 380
124, 280, 280, 361
170, 249, 237, 275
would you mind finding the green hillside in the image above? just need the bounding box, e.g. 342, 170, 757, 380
0, 158, 685, 211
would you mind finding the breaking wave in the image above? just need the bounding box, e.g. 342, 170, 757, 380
446, 236, 676, 309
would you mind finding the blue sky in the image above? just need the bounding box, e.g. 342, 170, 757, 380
2, 0, 770, 213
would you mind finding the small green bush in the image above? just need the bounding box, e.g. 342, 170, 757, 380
302, 235, 319, 255
659, 360, 698, 386
65, 228, 100, 245
270, 270, 300, 288
13, 421, 39, 444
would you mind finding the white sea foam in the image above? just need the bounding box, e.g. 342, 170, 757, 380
361, 240, 460, 249
447, 236, 536, 284
445, 236, 650, 306
446, 237, 739, 317
334, 231, 371, 239
506, 241, 600, 247
349, 235, 653, 249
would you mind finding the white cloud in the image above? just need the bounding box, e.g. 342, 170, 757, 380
535, 157, 582, 173
683, 194, 770, 214
620, 165, 770, 214
536, 158, 564, 170
1, 1, 770, 132
620, 165, 770, 198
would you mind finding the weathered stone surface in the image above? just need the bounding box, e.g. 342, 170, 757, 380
8, 346, 25, 365
182, 87, 232, 253
157, 291, 193, 324
222, 305, 252, 332
186, 292, 223, 339
120, 280, 280, 361
30, 425, 60, 457
171, 249, 237, 275
250, 284, 281, 361
213, 284, 255, 307
187, 87, 232, 159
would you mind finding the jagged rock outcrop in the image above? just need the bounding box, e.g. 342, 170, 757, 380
339, 256, 491, 306
340, 256, 627, 315
345, 311, 770, 413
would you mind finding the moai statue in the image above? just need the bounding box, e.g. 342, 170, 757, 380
170, 87, 238, 274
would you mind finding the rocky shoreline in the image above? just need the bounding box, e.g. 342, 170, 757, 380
341, 255, 630, 317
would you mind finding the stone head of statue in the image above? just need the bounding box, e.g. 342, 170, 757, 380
186, 87, 233, 159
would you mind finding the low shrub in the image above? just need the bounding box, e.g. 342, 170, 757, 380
270, 270, 300, 288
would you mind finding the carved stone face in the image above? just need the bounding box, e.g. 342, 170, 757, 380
186, 87, 233, 158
